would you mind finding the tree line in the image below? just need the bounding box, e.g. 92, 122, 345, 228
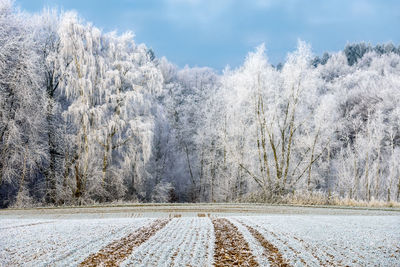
1, 0, 400, 207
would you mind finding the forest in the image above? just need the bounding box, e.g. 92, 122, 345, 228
1, 0, 400, 207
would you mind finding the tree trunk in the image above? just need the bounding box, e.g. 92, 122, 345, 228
184, 144, 196, 201
397, 175, 400, 202
45, 98, 57, 204
74, 162, 82, 199
18, 148, 28, 194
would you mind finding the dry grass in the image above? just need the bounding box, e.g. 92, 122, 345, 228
285, 192, 400, 208
242, 190, 400, 208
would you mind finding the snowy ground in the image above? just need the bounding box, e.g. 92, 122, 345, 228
1, 204, 399, 266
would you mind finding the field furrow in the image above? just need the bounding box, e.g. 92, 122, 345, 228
228, 218, 271, 266
240, 217, 354, 265
239, 221, 292, 267
0, 220, 55, 230
212, 218, 259, 266
253, 224, 332, 266
80, 218, 171, 267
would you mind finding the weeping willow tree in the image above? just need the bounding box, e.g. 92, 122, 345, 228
54, 12, 163, 203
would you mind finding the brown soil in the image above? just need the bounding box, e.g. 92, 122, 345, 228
79, 218, 171, 267
240, 222, 291, 267
212, 218, 259, 266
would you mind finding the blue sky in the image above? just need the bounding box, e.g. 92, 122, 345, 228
16, 0, 400, 70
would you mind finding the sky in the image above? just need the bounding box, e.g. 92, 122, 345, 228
15, 0, 400, 70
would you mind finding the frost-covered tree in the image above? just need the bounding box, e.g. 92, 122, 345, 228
1, 0, 400, 206
331, 51, 400, 201
216, 43, 333, 200
31, 8, 68, 204
0, 0, 47, 206
161, 62, 218, 201
53, 12, 107, 202
52, 11, 163, 203
91, 31, 163, 201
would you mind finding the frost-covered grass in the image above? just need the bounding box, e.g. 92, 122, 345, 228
121, 217, 214, 266
235, 215, 400, 266
0, 218, 152, 266
1, 205, 399, 266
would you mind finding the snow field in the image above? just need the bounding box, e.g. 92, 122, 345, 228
121, 217, 215, 266
0, 217, 152, 266
238, 215, 400, 266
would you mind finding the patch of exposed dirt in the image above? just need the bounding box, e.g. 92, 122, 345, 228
79, 218, 171, 267
240, 222, 291, 267
212, 218, 259, 266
